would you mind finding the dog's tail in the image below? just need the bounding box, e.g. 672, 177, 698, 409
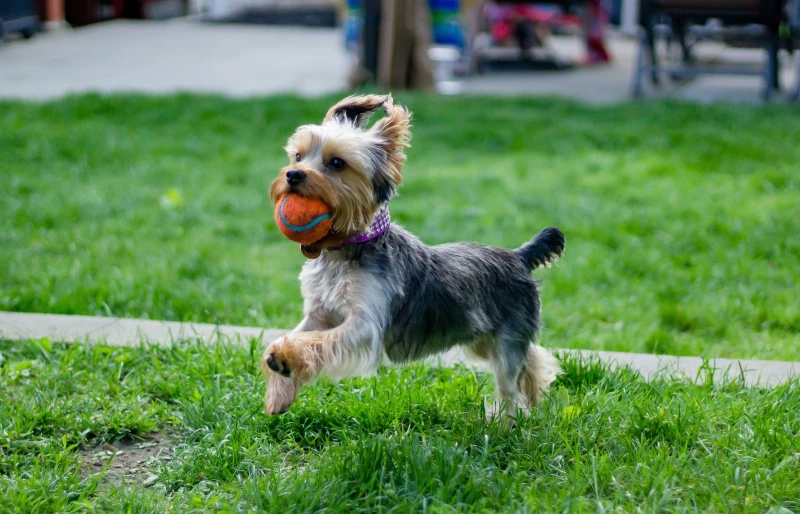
514, 227, 565, 272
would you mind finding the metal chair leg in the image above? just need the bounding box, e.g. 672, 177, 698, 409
632, 28, 647, 98
676, 19, 693, 64
762, 28, 780, 100
646, 24, 660, 85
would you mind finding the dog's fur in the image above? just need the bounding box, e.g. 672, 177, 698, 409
261, 95, 564, 416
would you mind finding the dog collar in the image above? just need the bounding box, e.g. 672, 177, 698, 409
330, 207, 390, 249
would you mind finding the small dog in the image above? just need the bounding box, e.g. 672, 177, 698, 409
261, 95, 565, 416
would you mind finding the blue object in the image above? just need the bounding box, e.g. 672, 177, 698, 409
343, 0, 465, 52
279, 196, 332, 232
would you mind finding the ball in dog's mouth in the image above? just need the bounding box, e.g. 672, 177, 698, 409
274, 193, 333, 245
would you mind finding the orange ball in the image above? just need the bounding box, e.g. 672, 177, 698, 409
274, 194, 333, 244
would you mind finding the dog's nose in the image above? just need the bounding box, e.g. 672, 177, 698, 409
286, 169, 306, 186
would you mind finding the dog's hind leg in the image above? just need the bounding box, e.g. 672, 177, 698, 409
518, 344, 561, 407
484, 320, 561, 418
486, 329, 531, 418
465, 332, 528, 418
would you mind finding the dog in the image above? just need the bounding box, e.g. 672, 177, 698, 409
261, 94, 565, 416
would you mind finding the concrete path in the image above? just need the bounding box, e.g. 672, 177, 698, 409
463, 35, 799, 103
1, 19, 797, 103
0, 19, 350, 99
0, 310, 286, 347
2, 311, 797, 387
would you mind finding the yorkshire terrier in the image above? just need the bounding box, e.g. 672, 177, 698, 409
261, 94, 565, 416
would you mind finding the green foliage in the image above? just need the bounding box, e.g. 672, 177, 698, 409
1, 339, 799, 512
3, 94, 799, 511
2, 95, 800, 359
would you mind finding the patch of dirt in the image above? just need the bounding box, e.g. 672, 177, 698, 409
80, 432, 174, 486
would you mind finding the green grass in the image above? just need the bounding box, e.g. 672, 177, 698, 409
1, 94, 800, 360
3, 95, 799, 512
1, 338, 798, 513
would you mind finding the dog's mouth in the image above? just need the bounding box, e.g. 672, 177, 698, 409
301, 244, 322, 259
299, 231, 349, 259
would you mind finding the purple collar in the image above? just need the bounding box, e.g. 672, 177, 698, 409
329, 207, 390, 250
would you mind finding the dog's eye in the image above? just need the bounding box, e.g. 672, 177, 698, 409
328, 157, 346, 171
295, 153, 302, 162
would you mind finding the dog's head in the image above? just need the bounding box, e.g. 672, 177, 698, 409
269, 95, 411, 244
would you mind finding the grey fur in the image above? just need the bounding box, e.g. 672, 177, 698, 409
515, 227, 565, 271
302, 222, 566, 408
264, 95, 564, 414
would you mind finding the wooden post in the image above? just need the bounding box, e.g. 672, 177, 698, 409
43, 0, 66, 28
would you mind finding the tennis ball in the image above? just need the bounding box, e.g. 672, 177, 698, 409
274, 194, 333, 244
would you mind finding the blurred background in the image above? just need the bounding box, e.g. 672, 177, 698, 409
2, 0, 800, 101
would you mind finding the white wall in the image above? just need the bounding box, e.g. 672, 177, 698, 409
194, 0, 339, 16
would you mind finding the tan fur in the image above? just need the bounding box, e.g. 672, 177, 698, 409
268, 95, 411, 244
264, 373, 299, 415
262, 324, 372, 415
260, 349, 300, 414
466, 340, 561, 415
518, 345, 561, 407
261, 331, 328, 415
370, 99, 411, 188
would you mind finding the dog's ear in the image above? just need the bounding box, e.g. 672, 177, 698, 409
324, 95, 388, 128
369, 96, 411, 203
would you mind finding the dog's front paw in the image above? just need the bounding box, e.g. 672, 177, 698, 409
265, 351, 291, 377
261, 337, 292, 378
264, 372, 298, 415
260, 338, 285, 378
259, 333, 323, 415
261, 336, 314, 383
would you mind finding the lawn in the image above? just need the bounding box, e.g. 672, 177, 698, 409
1, 338, 799, 513
2, 95, 800, 360
2, 94, 799, 360
2, 93, 799, 510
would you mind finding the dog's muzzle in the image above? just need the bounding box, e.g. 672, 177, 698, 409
286, 169, 306, 186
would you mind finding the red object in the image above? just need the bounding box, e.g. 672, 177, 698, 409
35, 0, 65, 23
488, 4, 580, 43
583, 0, 612, 62
274, 194, 333, 244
